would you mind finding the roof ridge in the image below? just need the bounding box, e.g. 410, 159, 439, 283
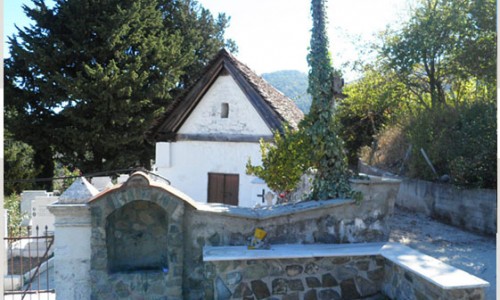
148, 49, 304, 141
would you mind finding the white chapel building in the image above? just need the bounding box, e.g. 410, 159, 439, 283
149, 49, 303, 207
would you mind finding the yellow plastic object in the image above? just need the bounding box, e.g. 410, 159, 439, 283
254, 228, 267, 240
248, 228, 267, 249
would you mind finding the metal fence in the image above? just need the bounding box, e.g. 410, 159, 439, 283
4, 225, 55, 300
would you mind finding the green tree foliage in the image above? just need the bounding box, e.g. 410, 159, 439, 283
246, 126, 311, 202
53, 164, 81, 193
160, 0, 237, 89
262, 70, 312, 113
4, 194, 28, 237
450, 0, 496, 85
405, 101, 496, 188
337, 66, 411, 166
5, 0, 235, 186
303, 0, 351, 200
4, 130, 40, 195
381, 0, 496, 109
343, 0, 496, 189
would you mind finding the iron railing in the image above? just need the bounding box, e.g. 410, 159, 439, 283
4, 225, 55, 300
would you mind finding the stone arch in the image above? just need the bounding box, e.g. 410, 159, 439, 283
88, 172, 187, 299
106, 200, 168, 273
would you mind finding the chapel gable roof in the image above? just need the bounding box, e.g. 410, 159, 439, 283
148, 49, 304, 142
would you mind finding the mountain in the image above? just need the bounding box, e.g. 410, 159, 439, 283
262, 70, 311, 113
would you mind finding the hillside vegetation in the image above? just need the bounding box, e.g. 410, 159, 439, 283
337, 0, 496, 189
262, 70, 311, 113
264, 0, 496, 190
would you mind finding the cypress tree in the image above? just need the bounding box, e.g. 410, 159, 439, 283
5, 0, 234, 184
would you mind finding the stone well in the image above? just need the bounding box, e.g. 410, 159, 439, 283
88, 173, 190, 299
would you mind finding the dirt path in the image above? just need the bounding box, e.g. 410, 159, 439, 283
389, 207, 496, 300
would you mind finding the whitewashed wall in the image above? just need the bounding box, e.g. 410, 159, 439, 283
156, 74, 277, 207
31, 196, 56, 234
48, 204, 91, 300
156, 141, 276, 207
178, 75, 271, 136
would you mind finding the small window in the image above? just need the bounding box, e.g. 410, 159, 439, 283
221, 103, 229, 118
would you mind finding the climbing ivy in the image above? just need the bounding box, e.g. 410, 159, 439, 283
303, 0, 352, 200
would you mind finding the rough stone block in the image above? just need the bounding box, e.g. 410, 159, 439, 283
318, 289, 341, 300
304, 289, 318, 300
305, 262, 319, 274
244, 263, 269, 279
251, 280, 271, 299
233, 282, 253, 298
305, 277, 321, 288
355, 275, 378, 297
272, 278, 288, 294
322, 273, 338, 287
288, 279, 305, 291
285, 265, 303, 277
340, 278, 361, 300
226, 271, 242, 286
336, 265, 358, 280
215, 276, 231, 300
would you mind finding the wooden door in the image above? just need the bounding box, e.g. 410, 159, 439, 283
208, 173, 239, 205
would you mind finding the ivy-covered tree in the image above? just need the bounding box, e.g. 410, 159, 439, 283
5, 0, 235, 187
303, 0, 352, 200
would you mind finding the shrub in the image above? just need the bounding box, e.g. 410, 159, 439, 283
406, 101, 496, 188
4, 194, 27, 238
246, 126, 311, 202
360, 125, 410, 174
363, 101, 496, 189
446, 102, 496, 188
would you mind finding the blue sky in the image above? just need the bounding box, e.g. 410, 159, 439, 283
3, 0, 414, 81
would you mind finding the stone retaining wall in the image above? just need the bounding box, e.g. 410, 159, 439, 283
396, 179, 496, 235
358, 161, 497, 235
50, 172, 489, 300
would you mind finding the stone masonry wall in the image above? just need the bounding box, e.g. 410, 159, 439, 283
358, 161, 497, 235
205, 255, 386, 300
382, 260, 486, 300
396, 179, 496, 235
182, 196, 395, 299
85, 172, 400, 299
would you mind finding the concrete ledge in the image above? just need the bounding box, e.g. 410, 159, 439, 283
203, 243, 386, 261
195, 198, 354, 219
203, 242, 489, 291
380, 243, 489, 290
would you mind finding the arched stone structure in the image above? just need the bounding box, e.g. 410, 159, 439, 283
88, 172, 188, 299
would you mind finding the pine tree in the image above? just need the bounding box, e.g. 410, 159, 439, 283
303, 0, 352, 200
5, 0, 234, 184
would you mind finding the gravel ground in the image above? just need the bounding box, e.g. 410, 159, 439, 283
389, 206, 496, 300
